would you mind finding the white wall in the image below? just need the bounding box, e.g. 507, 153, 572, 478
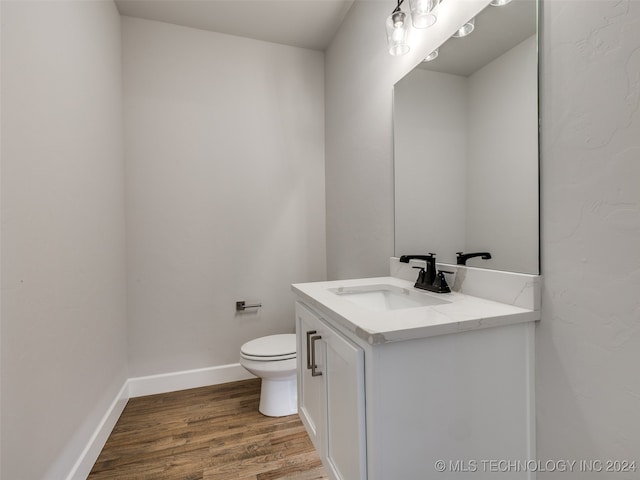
326, 0, 640, 473
467, 35, 538, 273
537, 1, 640, 475
0, 2, 128, 479
394, 68, 468, 261
123, 17, 326, 377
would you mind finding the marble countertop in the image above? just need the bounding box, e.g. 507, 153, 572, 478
292, 276, 540, 345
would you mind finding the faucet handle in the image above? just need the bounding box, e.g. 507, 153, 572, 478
412, 265, 426, 285
433, 270, 454, 293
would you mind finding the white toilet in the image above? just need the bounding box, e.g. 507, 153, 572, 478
239, 333, 298, 417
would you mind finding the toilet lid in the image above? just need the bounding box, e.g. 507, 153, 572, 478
240, 334, 296, 358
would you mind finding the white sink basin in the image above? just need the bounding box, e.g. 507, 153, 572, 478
328, 284, 450, 312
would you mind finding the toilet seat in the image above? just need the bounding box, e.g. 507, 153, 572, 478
240, 334, 296, 362
241, 352, 296, 361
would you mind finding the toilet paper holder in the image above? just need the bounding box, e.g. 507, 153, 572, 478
236, 301, 262, 311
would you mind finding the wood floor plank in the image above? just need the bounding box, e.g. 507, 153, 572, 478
88, 379, 328, 480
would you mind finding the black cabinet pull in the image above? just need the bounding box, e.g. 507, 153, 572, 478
306, 330, 317, 370
310, 334, 322, 377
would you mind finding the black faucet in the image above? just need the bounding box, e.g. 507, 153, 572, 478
401, 253, 452, 293
456, 251, 492, 265
399, 254, 436, 264
400, 254, 437, 284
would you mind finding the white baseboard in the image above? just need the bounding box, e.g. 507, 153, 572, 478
64, 381, 129, 480
65, 363, 255, 480
128, 363, 256, 398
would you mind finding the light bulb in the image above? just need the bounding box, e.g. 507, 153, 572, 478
392, 27, 405, 42
415, 0, 431, 14
409, 0, 439, 29
386, 11, 410, 56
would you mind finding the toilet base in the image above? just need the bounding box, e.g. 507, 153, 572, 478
259, 377, 298, 417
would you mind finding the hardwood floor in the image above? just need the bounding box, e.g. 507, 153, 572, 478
88, 379, 328, 480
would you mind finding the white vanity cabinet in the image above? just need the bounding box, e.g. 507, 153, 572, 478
295, 301, 367, 480
294, 278, 538, 480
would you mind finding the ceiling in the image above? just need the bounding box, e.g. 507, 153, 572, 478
419, 0, 536, 77
115, 0, 355, 51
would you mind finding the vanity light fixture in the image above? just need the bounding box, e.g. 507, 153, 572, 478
423, 48, 439, 61
386, 0, 410, 56
408, 0, 439, 28
490, 0, 512, 5
452, 16, 475, 37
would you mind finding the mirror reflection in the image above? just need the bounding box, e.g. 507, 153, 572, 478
393, 0, 539, 274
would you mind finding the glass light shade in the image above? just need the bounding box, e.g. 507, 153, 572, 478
452, 17, 475, 37
408, 0, 439, 28
386, 11, 410, 56
423, 48, 439, 62
490, 0, 512, 5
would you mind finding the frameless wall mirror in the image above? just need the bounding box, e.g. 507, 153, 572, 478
393, 0, 539, 274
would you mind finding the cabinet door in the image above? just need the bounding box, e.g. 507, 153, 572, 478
295, 302, 325, 452
324, 326, 367, 480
